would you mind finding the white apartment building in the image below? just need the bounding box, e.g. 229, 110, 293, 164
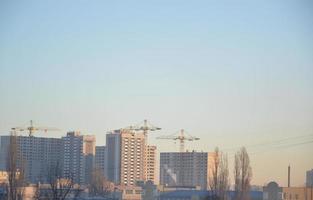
106, 129, 154, 186
120, 130, 145, 186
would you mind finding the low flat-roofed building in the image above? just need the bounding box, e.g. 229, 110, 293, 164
262, 181, 313, 200
117, 185, 142, 200
282, 187, 313, 200
159, 190, 211, 200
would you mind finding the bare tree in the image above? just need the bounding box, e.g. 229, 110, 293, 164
209, 147, 219, 196
34, 161, 75, 200
209, 147, 230, 200
49, 161, 75, 200
217, 153, 229, 200
234, 153, 240, 200
6, 133, 25, 200
89, 167, 112, 197
234, 147, 252, 200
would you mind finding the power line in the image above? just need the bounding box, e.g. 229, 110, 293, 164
221, 134, 313, 156
222, 134, 313, 152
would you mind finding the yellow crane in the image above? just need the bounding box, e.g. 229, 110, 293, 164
157, 129, 200, 152
11, 120, 60, 137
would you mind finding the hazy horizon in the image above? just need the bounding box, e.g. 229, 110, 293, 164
1, 0, 312, 187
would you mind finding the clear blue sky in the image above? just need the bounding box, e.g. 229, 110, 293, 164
0, 0, 313, 186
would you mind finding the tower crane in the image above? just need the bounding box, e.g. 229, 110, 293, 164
11, 120, 60, 137
157, 129, 200, 152
124, 119, 161, 142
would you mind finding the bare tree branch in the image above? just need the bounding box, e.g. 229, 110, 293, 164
89, 167, 112, 197
34, 161, 75, 200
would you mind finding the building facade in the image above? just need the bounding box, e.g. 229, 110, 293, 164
106, 129, 150, 186
160, 151, 209, 189
145, 145, 157, 184
95, 146, 107, 176
120, 130, 145, 186
116, 185, 142, 200
62, 131, 96, 184
307, 169, 313, 187
282, 187, 313, 200
0, 135, 62, 183
105, 130, 121, 184
0, 132, 96, 185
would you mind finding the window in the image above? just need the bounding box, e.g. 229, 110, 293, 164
126, 190, 133, 194
135, 190, 142, 194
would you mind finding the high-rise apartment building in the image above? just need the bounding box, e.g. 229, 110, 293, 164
120, 130, 145, 186
105, 130, 121, 184
0, 135, 62, 183
307, 169, 313, 187
145, 145, 157, 184
105, 129, 146, 186
160, 151, 210, 189
0, 132, 96, 185
95, 146, 107, 176
62, 131, 96, 184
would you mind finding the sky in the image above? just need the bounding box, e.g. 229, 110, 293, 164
0, 0, 313, 187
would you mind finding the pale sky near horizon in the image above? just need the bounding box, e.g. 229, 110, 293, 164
0, 0, 313, 187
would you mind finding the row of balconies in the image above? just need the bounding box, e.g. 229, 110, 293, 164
123, 138, 142, 141
124, 147, 142, 150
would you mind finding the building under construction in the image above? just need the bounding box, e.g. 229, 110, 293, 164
159, 151, 214, 190
157, 129, 212, 189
